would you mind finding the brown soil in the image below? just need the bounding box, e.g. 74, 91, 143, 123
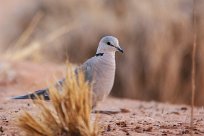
0, 61, 204, 136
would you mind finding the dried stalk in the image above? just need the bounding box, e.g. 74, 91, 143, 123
191, 0, 197, 135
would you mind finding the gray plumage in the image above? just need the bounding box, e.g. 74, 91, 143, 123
12, 36, 123, 106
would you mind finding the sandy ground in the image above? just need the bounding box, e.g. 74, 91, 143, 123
0, 61, 204, 136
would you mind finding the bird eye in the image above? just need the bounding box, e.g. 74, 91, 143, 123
107, 42, 111, 45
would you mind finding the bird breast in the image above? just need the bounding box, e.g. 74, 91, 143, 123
92, 53, 116, 102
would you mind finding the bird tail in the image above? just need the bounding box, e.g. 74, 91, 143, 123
12, 88, 50, 100
12, 79, 65, 100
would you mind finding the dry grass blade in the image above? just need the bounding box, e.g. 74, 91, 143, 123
18, 63, 99, 136
191, 0, 197, 135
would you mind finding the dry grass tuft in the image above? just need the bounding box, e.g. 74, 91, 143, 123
18, 63, 99, 136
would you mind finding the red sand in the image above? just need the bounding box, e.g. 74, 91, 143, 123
0, 61, 204, 136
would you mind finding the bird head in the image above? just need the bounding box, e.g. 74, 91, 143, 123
97, 36, 124, 54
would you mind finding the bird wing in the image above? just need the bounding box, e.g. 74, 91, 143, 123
12, 57, 96, 100
75, 57, 95, 83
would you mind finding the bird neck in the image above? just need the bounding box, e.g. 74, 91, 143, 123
96, 52, 116, 65
95, 53, 104, 57
96, 51, 115, 56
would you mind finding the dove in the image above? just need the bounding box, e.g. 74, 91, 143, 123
12, 36, 123, 106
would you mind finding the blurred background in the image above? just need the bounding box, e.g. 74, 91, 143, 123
0, 0, 204, 105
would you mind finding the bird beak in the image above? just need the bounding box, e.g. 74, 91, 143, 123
117, 46, 124, 53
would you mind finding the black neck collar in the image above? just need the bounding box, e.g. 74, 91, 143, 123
95, 53, 104, 57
